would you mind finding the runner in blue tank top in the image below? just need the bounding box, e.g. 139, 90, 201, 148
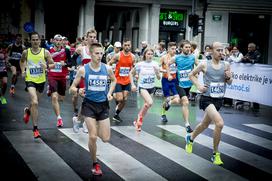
69, 43, 116, 176
186, 42, 233, 166
167, 40, 198, 133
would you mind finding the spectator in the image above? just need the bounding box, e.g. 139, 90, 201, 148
155, 41, 167, 57
140, 41, 148, 56
241, 43, 261, 64
227, 46, 243, 63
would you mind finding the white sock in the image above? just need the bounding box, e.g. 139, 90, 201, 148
57, 115, 62, 119
185, 122, 190, 127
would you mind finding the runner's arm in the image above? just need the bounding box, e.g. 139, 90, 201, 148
19, 50, 27, 74
69, 66, 85, 95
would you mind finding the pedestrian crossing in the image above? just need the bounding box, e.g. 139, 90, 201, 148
244, 124, 272, 134
3, 123, 272, 180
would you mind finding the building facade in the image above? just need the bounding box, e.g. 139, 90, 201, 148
1, 0, 272, 63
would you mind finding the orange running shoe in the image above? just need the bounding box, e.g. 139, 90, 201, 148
92, 163, 102, 176
33, 130, 41, 139
9, 87, 15, 96
57, 118, 63, 127
23, 107, 31, 124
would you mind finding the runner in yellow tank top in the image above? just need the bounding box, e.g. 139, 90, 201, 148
20, 32, 55, 138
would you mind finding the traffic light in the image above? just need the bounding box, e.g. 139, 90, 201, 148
190, 15, 204, 37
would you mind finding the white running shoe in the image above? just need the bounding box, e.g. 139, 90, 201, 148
72, 116, 80, 133
82, 121, 88, 133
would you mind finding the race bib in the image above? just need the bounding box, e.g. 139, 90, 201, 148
51, 62, 62, 73
169, 63, 177, 74
210, 82, 225, 98
88, 75, 107, 91
141, 74, 155, 88
11, 52, 22, 60
179, 69, 191, 82
119, 67, 130, 76
29, 65, 43, 77
0, 61, 6, 72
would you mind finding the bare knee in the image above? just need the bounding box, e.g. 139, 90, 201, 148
145, 101, 153, 108
31, 100, 38, 107
89, 135, 97, 143
215, 119, 224, 130
101, 135, 110, 143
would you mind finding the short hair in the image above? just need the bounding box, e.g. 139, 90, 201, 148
122, 37, 131, 43
16, 34, 22, 38
190, 41, 197, 49
248, 43, 256, 49
180, 40, 190, 48
29, 32, 40, 39
168, 42, 176, 48
86, 28, 97, 38
89, 43, 103, 53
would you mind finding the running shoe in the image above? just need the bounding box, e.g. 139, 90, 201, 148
72, 116, 80, 133
211, 152, 224, 165
133, 120, 142, 132
185, 134, 193, 153
57, 118, 63, 127
161, 115, 168, 123
23, 107, 31, 124
92, 163, 102, 176
0, 96, 7, 104
82, 121, 88, 133
163, 99, 171, 111
186, 125, 193, 133
9, 87, 15, 96
113, 114, 123, 122
33, 129, 41, 139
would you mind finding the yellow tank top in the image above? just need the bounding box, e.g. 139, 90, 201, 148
25, 48, 46, 83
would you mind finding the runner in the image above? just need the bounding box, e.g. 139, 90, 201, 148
71, 29, 97, 133
20, 32, 54, 138
130, 47, 161, 131
69, 43, 116, 176
185, 41, 233, 165
108, 39, 135, 122
168, 40, 198, 133
0, 45, 8, 104
48, 34, 72, 127
7, 34, 25, 96
160, 42, 180, 122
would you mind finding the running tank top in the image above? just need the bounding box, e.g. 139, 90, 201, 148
115, 51, 133, 85
10, 44, 23, 61
162, 54, 177, 79
25, 48, 46, 83
176, 54, 195, 88
0, 51, 6, 72
81, 46, 92, 65
48, 48, 68, 79
84, 63, 109, 102
136, 60, 159, 89
203, 60, 226, 98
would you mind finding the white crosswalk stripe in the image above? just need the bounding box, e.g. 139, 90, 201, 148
5, 126, 272, 180
60, 128, 167, 181
157, 125, 272, 174
3, 130, 82, 181
209, 125, 272, 150
112, 126, 246, 181
244, 124, 272, 134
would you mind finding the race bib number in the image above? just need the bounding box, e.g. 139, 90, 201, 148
29, 65, 43, 77
88, 75, 107, 91
179, 69, 191, 82
169, 63, 177, 74
210, 82, 224, 98
11, 52, 22, 60
51, 62, 62, 73
119, 67, 130, 76
141, 75, 155, 86
0, 61, 6, 72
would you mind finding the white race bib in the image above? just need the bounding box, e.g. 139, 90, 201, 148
210, 82, 225, 98
88, 75, 107, 91
51, 62, 62, 73
119, 67, 130, 76
169, 63, 177, 74
179, 69, 191, 82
